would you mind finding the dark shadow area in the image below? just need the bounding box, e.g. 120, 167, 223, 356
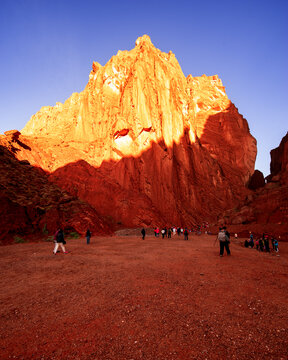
48, 103, 257, 228
0, 145, 112, 243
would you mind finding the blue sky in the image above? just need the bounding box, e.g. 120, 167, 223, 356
0, 0, 287, 176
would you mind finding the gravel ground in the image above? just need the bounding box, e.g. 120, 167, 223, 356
0, 234, 287, 359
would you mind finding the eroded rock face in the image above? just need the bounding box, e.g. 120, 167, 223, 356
6, 35, 257, 227
0, 142, 112, 243
266, 132, 288, 185
248, 170, 265, 190
218, 133, 288, 237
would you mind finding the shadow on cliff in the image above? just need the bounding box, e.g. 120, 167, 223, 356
0, 144, 112, 243
49, 103, 255, 228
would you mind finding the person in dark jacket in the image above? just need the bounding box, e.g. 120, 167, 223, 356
53, 229, 67, 254
184, 228, 189, 240
86, 229, 91, 244
141, 228, 146, 240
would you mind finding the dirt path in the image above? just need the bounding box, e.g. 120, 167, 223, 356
0, 234, 287, 359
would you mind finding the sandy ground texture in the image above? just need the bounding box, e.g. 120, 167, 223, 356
0, 234, 287, 360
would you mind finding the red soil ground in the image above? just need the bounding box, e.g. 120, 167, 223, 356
0, 234, 287, 360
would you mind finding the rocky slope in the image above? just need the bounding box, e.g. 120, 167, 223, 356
3, 35, 257, 228
217, 132, 288, 237
0, 137, 111, 243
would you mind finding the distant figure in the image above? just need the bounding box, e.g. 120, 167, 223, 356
161, 229, 165, 239
156, 227, 160, 237
86, 229, 91, 244
53, 229, 67, 254
154, 228, 157, 237
259, 238, 264, 252
248, 232, 254, 248
184, 228, 189, 240
234, 233, 238, 240
141, 228, 146, 240
255, 239, 260, 250
274, 238, 279, 252
264, 233, 270, 252
168, 228, 172, 238
216, 227, 231, 257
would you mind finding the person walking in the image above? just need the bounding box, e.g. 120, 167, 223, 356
216, 227, 231, 257
141, 228, 146, 240
86, 229, 91, 244
53, 229, 67, 254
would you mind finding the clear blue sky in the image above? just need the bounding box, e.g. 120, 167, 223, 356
0, 0, 287, 176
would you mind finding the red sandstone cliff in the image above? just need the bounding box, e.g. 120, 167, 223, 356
217, 132, 288, 237
0, 137, 111, 243
3, 35, 257, 228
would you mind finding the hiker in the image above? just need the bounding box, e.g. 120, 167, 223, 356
168, 228, 172, 238
264, 233, 270, 252
255, 238, 260, 250
184, 228, 189, 240
274, 238, 279, 252
156, 227, 160, 237
53, 229, 67, 254
249, 232, 254, 248
216, 227, 231, 257
259, 238, 264, 252
141, 228, 146, 240
86, 229, 91, 244
161, 228, 165, 239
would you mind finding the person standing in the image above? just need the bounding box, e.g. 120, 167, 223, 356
141, 228, 146, 240
156, 227, 160, 237
86, 229, 91, 244
53, 229, 67, 254
274, 238, 279, 253
168, 228, 172, 238
184, 228, 189, 240
216, 227, 231, 257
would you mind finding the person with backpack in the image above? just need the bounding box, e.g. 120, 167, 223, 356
216, 227, 231, 257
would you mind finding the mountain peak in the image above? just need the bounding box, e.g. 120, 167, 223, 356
135, 34, 153, 47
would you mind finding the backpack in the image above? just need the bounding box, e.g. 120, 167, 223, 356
218, 231, 226, 242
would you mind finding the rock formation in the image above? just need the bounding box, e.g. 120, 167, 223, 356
0, 140, 111, 243
248, 170, 265, 190
217, 132, 288, 237
266, 132, 288, 185
2, 35, 257, 229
